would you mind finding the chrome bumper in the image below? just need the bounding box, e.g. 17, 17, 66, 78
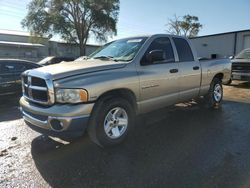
232, 72, 250, 80
21, 108, 89, 132
20, 97, 94, 134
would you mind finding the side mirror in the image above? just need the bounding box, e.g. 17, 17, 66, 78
229, 56, 234, 60
146, 50, 165, 64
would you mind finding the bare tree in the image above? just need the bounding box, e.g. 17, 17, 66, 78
166, 14, 203, 37
166, 14, 182, 35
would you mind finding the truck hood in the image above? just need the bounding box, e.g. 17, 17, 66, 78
231, 59, 250, 63
32, 59, 127, 80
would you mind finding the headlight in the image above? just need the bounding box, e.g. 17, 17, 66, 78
56, 89, 88, 103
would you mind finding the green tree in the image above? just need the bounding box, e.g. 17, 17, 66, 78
22, 0, 120, 55
166, 14, 203, 37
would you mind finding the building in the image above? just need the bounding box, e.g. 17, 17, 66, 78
0, 29, 100, 62
190, 29, 250, 59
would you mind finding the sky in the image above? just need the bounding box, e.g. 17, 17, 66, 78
0, 0, 250, 44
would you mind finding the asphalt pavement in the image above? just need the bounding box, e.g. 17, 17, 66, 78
0, 81, 250, 188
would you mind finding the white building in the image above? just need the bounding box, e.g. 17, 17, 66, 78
0, 29, 100, 62
190, 29, 250, 59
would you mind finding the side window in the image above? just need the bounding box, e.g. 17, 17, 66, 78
141, 37, 175, 65
24, 64, 36, 70
1, 62, 16, 73
173, 38, 194, 62
1, 62, 26, 73
14, 63, 26, 72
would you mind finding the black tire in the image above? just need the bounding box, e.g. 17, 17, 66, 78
87, 97, 135, 147
205, 77, 223, 109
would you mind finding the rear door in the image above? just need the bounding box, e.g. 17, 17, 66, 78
173, 37, 201, 101
137, 37, 180, 113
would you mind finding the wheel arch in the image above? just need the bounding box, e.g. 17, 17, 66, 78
213, 73, 224, 81
94, 88, 138, 113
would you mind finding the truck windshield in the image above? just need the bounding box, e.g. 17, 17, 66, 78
89, 37, 148, 62
235, 48, 250, 59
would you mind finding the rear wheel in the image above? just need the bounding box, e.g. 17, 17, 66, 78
205, 77, 223, 109
88, 97, 134, 147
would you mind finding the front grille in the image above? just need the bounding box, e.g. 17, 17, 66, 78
232, 63, 250, 73
22, 72, 54, 105
32, 77, 47, 87
32, 89, 48, 101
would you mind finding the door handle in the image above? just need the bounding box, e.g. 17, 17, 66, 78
169, 69, 178, 73
193, 66, 200, 70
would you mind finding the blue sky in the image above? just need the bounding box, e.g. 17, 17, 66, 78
0, 0, 250, 44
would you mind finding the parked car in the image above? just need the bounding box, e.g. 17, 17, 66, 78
231, 48, 250, 82
20, 34, 231, 147
38, 56, 75, 66
0, 59, 41, 97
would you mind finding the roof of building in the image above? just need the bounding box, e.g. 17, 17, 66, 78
0, 41, 44, 47
191, 29, 250, 39
0, 29, 100, 47
0, 29, 32, 37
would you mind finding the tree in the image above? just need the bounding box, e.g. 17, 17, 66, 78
166, 14, 203, 37
22, 0, 120, 55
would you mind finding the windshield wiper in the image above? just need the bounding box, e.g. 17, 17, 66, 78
93, 56, 132, 62
93, 56, 118, 61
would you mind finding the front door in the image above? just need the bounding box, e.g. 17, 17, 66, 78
137, 37, 180, 113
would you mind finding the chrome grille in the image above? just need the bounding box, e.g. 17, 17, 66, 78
232, 63, 250, 73
22, 71, 55, 105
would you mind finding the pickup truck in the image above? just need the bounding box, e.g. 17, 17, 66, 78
231, 48, 250, 82
20, 34, 231, 147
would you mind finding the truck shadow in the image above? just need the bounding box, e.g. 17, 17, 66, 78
31, 100, 250, 188
0, 96, 21, 122
230, 81, 250, 89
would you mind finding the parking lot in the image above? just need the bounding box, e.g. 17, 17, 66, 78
0, 81, 250, 188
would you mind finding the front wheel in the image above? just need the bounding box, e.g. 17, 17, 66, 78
87, 97, 134, 147
205, 77, 223, 109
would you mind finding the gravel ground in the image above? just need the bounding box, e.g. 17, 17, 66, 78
0, 81, 250, 188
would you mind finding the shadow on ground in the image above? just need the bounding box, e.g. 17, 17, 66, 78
31, 101, 250, 188
230, 81, 250, 89
0, 96, 21, 122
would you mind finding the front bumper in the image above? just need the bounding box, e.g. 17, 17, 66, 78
232, 72, 250, 81
20, 97, 94, 138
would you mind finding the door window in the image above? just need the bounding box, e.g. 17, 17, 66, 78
173, 38, 194, 62
2, 63, 16, 73
141, 37, 175, 65
1, 62, 26, 73
24, 64, 37, 70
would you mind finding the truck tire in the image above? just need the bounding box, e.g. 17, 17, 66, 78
205, 77, 223, 109
87, 97, 135, 147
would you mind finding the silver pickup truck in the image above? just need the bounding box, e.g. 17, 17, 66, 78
20, 34, 231, 147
